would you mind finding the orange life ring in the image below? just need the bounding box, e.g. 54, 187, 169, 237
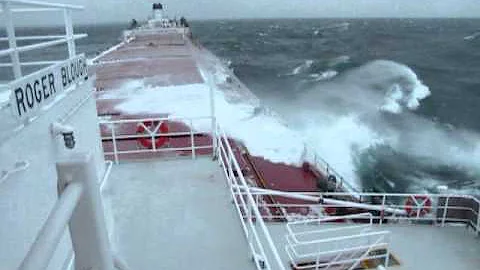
136, 121, 169, 149
404, 195, 432, 217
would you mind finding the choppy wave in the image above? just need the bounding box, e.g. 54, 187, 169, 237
190, 19, 480, 194
291, 59, 480, 192
339, 60, 431, 114
285, 60, 314, 76
308, 70, 338, 81
464, 31, 480, 40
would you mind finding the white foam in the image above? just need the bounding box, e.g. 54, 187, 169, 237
464, 32, 480, 41
299, 114, 382, 190
381, 84, 404, 113
381, 98, 402, 114
114, 81, 306, 165
288, 60, 314, 76
356, 60, 432, 114
311, 70, 338, 81
406, 83, 430, 110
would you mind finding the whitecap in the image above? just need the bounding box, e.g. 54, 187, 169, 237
309, 70, 338, 81
287, 60, 314, 76
464, 32, 480, 41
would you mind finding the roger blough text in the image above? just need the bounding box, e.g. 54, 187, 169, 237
13, 57, 88, 117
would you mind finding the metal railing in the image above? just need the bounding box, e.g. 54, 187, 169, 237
99, 116, 215, 164
19, 153, 117, 270
0, 0, 87, 80
311, 152, 361, 194
286, 213, 391, 270
239, 189, 480, 234
216, 125, 286, 270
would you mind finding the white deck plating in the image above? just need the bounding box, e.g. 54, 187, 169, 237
105, 157, 255, 270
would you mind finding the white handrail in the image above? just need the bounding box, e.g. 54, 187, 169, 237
0, 0, 86, 79
243, 188, 479, 234
347, 235, 388, 270
1, 7, 58, 12
285, 212, 390, 270
0, 34, 87, 41
19, 182, 83, 270
0, 35, 86, 57
0, 0, 84, 10
100, 116, 215, 163
312, 152, 360, 194
19, 153, 118, 270
216, 125, 286, 270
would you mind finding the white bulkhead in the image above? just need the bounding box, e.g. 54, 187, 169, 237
0, 75, 105, 269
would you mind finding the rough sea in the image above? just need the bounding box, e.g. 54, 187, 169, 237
4, 18, 480, 194
190, 18, 480, 195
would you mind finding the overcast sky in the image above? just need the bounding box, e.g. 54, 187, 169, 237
7, 0, 480, 25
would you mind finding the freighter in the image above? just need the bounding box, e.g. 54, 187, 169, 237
0, 1, 479, 270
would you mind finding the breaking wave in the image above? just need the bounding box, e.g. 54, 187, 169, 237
337, 60, 431, 114
280, 59, 479, 192
286, 60, 314, 76
308, 70, 338, 81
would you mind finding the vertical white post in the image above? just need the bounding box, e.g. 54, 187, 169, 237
441, 196, 450, 227
111, 126, 119, 164
190, 119, 196, 159
3, 1, 22, 79
384, 249, 390, 269
151, 123, 157, 151
380, 195, 386, 225
208, 73, 217, 158
56, 153, 114, 270
63, 9, 76, 58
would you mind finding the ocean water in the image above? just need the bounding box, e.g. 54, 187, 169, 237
190, 18, 480, 194
3, 19, 480, 194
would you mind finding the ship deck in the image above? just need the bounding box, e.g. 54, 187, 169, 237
266, 223, 480, 270
104, 157, 253, 270
93, 27, 329, 214
104, 157, 480, 270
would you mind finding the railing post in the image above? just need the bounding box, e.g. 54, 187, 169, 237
441, 196, 450, 227
63, 8, 76, 57
3, 1, 22, 78
207, 70, 217, 159
384, 234, 390, 267
56, 153, 115, 270
190, 119, 196, 159
380, 195, 386, 225
111, 125, 119, 164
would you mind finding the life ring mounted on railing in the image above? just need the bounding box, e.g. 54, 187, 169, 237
404, 195, 432, 217
136, 121, 169, 149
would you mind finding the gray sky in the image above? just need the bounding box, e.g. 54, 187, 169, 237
8, 0, 480, 25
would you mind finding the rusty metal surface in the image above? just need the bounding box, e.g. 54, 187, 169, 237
94, 28, 324, 200
94, 34, 203, 92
